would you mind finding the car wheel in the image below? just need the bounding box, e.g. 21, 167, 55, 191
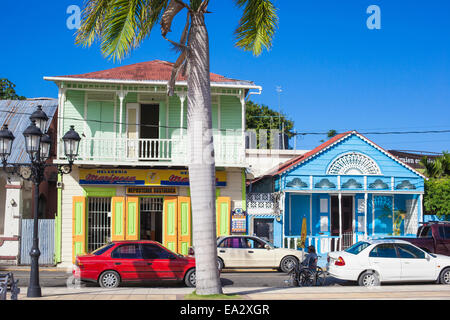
99, 270, 121, 288
358, 271, 380, 287
439, 268, 450, 285
280, 256, 298, 273
184, 268, 196, 287
217, 258, 224, 271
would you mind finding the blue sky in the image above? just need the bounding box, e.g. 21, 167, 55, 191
1, 0, 449, 152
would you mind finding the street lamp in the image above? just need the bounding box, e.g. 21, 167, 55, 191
0, 105, 81, 298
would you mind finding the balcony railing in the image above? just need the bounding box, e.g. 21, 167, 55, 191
58, 135, 245, 166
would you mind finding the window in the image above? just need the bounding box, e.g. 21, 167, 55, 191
111, 244, 142, 259
91, 243, 115, 256
369, 244, 398, 258
244, 238, 266, 249
345, 242, 370, 255
219, 237, 244, 248
439, 226, 450, 240
141, 244, 175, 259
418, 226, 432, 238
396, 244, 426, 259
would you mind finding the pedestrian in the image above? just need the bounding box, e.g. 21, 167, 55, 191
301, 245, 318, 271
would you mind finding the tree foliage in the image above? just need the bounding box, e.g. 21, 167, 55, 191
422, 151, 450, 218
246, 100, 294, 136
0, 78, 26, 100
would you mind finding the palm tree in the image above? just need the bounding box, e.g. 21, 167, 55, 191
75, 0, 278, 295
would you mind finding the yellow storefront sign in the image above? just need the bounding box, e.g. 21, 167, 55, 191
79, 169, 227, 187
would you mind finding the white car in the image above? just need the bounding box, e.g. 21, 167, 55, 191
216, 235, 304, 273
327, 239, 450, 287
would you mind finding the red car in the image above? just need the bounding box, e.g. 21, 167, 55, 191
73, 240, 196, 288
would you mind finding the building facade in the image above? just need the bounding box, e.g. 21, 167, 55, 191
0, 99, 58, 265
45, 60, 261, 265
248, 131, 426, 254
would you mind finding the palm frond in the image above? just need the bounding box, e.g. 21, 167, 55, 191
76, 0, 169, 61
234, 0, 278, 56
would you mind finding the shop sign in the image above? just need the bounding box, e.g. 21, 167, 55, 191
126, 186, 178, 196
79, 169, 227, 187
231, 208, 247, 233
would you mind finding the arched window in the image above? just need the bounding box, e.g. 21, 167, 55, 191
327, 152, 381, 175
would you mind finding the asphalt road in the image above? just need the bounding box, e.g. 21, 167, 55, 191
9, 269, 347, 288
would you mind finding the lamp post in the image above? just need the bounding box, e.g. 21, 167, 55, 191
0, 105, 81, 298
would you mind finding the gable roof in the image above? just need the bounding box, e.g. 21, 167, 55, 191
0, 99, 58, 164
252, 131, 427, 182
44, 60, 259, 89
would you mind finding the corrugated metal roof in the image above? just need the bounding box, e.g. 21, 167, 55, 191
0, 99, 58, 164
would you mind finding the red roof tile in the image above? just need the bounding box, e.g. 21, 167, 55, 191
58, 60, 248, 84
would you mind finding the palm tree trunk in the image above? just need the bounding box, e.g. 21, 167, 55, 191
186, 11, 222, 295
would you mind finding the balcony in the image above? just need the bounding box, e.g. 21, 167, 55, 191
56, 133, 245, 167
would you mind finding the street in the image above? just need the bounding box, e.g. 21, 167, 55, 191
5, 268, 433, 289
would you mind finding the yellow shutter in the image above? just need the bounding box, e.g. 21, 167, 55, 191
178, 197, 191, 255
164, 197, 178, 252
111, 197, 126, 241
72, 196, 86, 263
126, 197, 139, 240
216, 197, 231, 237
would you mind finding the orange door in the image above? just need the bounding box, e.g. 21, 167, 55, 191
177, 197, 191, 255
163, 197, 178, 253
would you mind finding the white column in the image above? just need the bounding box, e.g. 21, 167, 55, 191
178, 92, 186, 137
338, 193, 342, 250
419, 194, 423, 224
240, 93, 246, 160
364, 193, 368, 239
117, 91, 127, 139
57, 86, 66, 159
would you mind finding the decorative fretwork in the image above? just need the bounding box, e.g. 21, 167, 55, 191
247, 193, 280, 216
327, 152, 381, 175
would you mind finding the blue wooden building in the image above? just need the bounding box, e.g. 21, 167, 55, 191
248, 131, 426, 254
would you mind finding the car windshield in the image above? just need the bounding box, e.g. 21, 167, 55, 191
91, 243, 115, 256
345, 242, 370, 255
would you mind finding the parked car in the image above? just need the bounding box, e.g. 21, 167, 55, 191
390, 221, 450, 256
201, 235, 304, 272
327, 239, 450, 287
73, 240, 196, 288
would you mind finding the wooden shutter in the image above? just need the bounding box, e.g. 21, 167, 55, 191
126, 197, 139, 240
111, 197, 126, 241
164, 197, 178, 252
178, 197, 191, 255
72, 196, 86, 263
216, 197, 231, 237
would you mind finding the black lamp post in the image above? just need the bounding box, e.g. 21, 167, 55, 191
0, 105, 81, 298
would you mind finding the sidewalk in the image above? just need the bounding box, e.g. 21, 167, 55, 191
13, 284, 450, 300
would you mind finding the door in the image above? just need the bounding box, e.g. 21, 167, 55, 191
396, 243, 436, 281
331, 196, 354, 249
254, 219, 274, 244
140, 197, 163, 242
109, 243, 146, 281
141, 243, 181, 280
242, 237, 276, 267
178, 197, 192, 256
140, 104, 159, 159
217, 237, 246, 268
126, 103, 139, 159
368, 243, 401, 281
163, 197, 178, 252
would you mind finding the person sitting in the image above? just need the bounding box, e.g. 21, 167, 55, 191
301, 245, 318, 271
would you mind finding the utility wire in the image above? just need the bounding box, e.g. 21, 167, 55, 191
1, 108, 450, 135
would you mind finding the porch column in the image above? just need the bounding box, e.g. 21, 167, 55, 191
178, 92, 187, 137
338, 193, 342, 250
57, 85, 66, 159
117, 90, 127, 138
240, 93, 246, 161
364, 193, 368, 239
